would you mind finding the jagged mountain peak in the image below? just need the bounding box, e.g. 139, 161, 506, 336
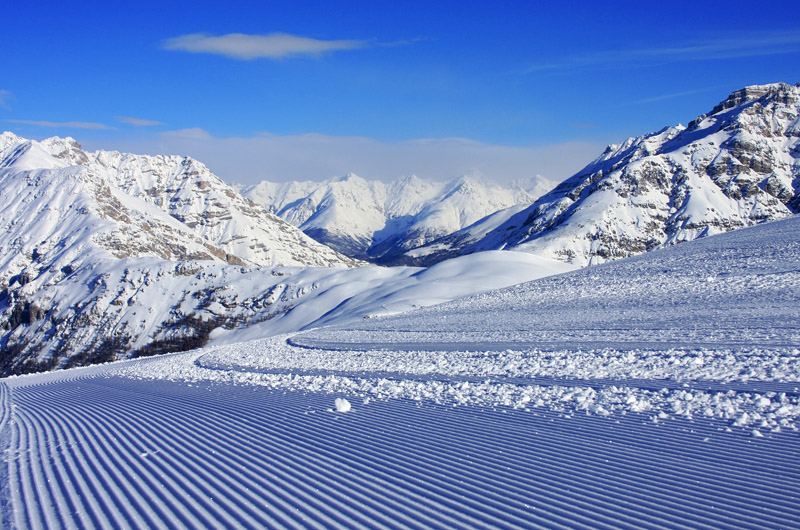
39, 135, 91, 166
243, 172, 557, 263
407, 82, 800, 266
708, 82, 799, 116
0, 131, 25, 150
330, 172, 367, 184
0, 133, 360, 270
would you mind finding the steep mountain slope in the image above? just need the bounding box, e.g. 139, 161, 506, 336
241, 173, 555, 263
0, 136, 231, 272
27, 134, 359, 268
0, 133, 364, 373
409, 83, 800, 266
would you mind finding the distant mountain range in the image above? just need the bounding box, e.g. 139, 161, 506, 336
238, 173, 555, 264
0, 82, 797, 374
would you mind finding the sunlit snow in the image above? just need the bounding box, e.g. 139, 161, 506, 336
2, 216, 798, 529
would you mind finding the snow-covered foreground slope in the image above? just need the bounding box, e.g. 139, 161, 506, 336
2, 216, 799, 529
4, 377, 798, 529
0, 246, 571, 374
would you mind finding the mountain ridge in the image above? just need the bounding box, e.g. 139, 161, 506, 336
239, 172, 556, 263
2, 81, 798, 374
406, 82, 800, 265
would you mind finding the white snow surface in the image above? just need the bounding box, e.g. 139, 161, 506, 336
2, 216, 799, 529
115, 215, 800, 430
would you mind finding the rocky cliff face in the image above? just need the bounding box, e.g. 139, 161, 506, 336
408, 83, 800, 266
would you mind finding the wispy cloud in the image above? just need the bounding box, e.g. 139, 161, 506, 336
632, 85, 730, 105
5, 119, 115, 130
525, 30, 800, 73
162, 127, 214, 140
163, 32, 369, 60
0, 90, 13, 110
116, 116, 164, 127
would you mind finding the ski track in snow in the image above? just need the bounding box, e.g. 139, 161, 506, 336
2, 374, 800, 530
2, 217, 800, 528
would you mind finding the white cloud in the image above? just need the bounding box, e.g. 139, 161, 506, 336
0, 90, 13, 110
631, 86, 732, 105
162, 32, 368, 60
525, 30, 800, 73
88, 129, 603, 186
116, 116, 164, 127
161, 127, 215, 140
5, 119, 114, 130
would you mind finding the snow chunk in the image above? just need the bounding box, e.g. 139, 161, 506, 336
334, 398, 351, 413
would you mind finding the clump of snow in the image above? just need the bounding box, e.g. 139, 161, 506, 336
334, 398, 351, 413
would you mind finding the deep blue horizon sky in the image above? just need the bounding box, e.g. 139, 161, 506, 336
3, 0, 799, 184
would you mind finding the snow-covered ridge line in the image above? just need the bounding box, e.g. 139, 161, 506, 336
409, 82, 800, 266
239, 172, 556, 264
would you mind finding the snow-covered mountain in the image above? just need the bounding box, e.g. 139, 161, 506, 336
408, 83, 800, 266
0, 133, 371, 373
0, 133, 360, 269
240, 173, 555, 263
3, 82, 798, 374
0, 132, 570, 374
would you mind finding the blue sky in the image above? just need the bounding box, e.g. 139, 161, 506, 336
2, 0, 799, 184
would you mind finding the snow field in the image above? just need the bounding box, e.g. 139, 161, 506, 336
3, 376, 800, 529
1, 216, 799, 528
120, 216, 800, 432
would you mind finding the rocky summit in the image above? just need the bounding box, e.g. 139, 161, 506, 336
407, 82, 800, 266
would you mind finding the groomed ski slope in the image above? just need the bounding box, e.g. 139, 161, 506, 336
2, 216, 800, 529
